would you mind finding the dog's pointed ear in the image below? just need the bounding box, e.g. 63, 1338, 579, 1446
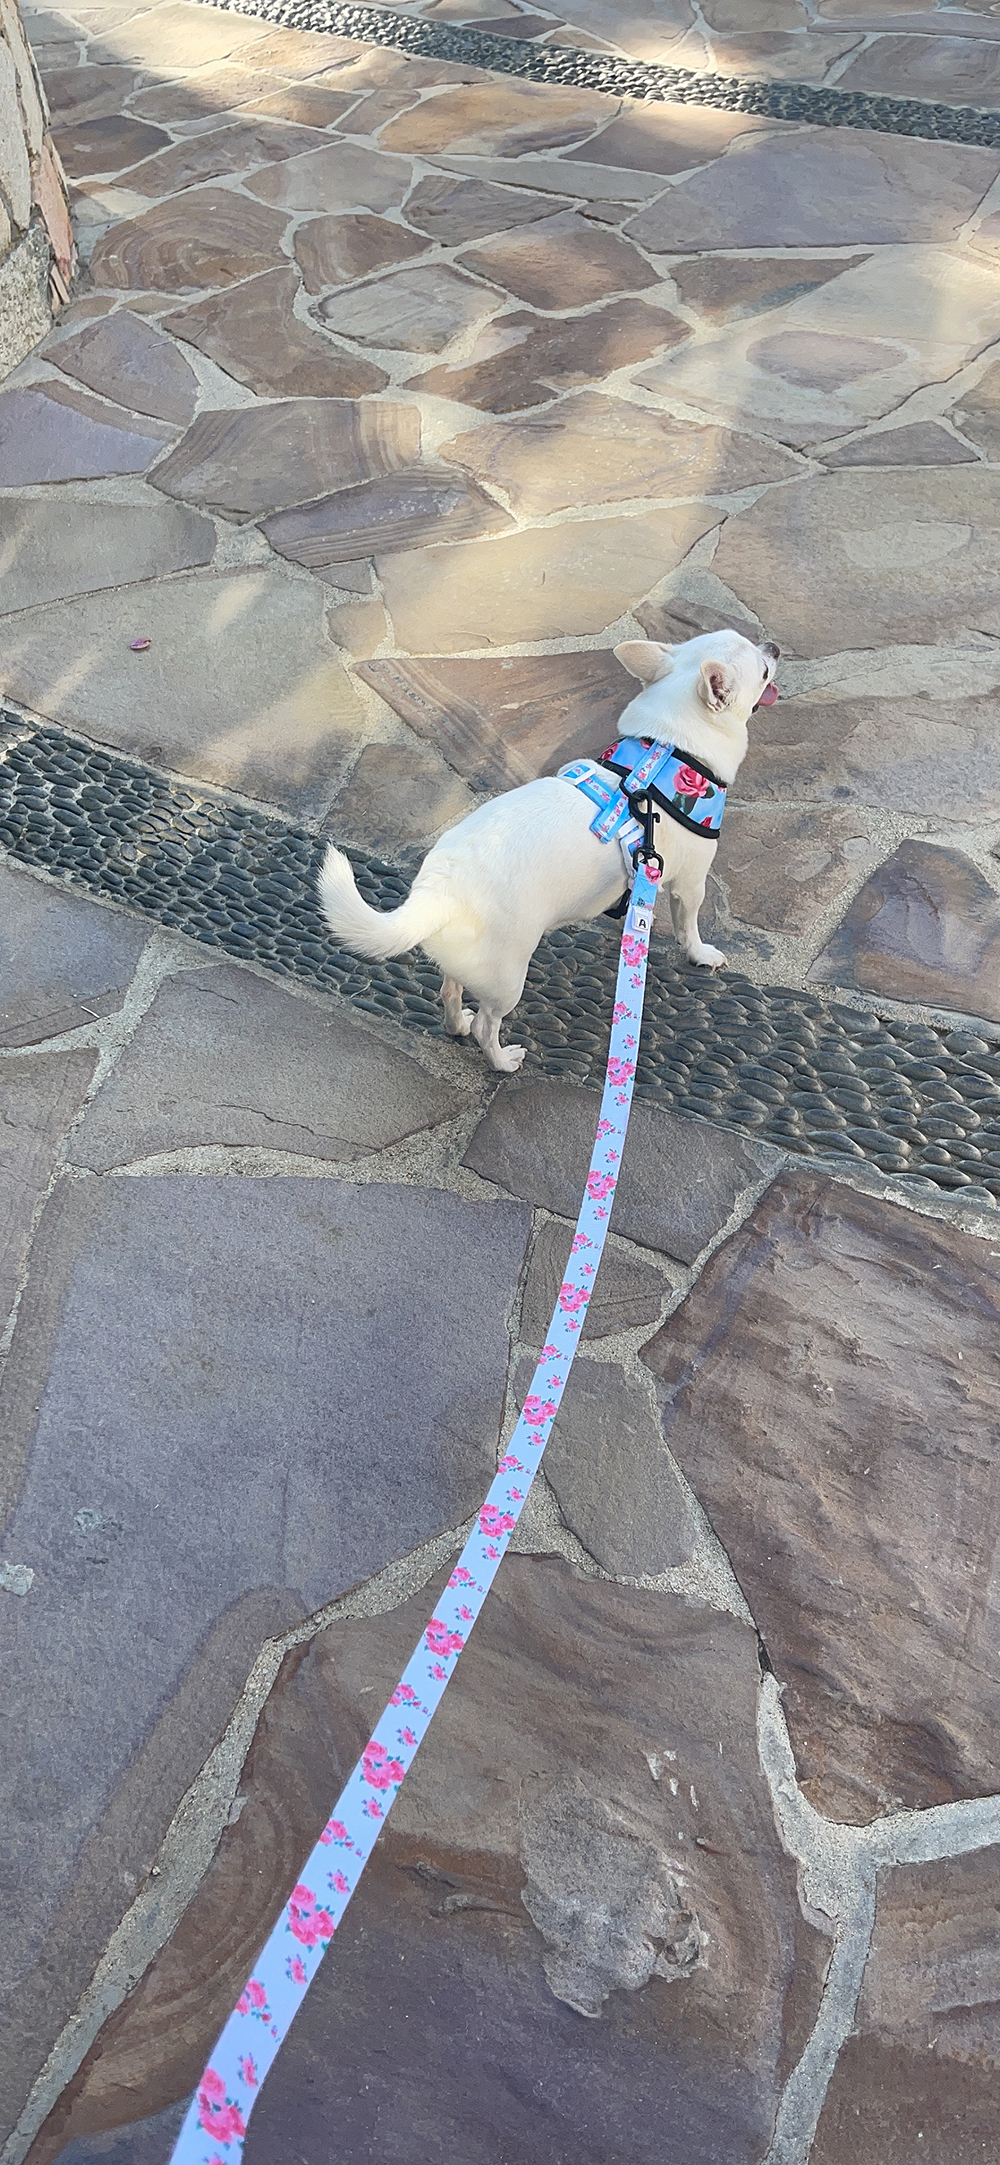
698, 658, 738, 711
613, 640, 675, 685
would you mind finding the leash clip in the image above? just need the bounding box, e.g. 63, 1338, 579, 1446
627, 790, 663, 877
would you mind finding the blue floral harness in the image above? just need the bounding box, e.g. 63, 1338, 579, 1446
558, 734, 728, 904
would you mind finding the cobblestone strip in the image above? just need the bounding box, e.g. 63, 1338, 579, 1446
4, 708, 1000, 1209
195, 0, 1000, 146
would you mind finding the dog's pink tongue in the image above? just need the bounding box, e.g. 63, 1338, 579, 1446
758, 683, 779, 705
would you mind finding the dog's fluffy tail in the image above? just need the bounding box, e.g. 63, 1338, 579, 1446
318, 843, 451, 963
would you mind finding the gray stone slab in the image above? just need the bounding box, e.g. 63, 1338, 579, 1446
0, 1051, 96, 1333
515, 1351, 697, 1576
464, 1081, 779, 1263
0, 1175, 529, 2122
0, 863, 149, 1047
521, 1215, 667, 1343
70, 963, 467, 1168
0, 494, 215, 617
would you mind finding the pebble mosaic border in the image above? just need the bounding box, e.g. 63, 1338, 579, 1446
197, 0, 1000, 148
4, 706, 1000, 1207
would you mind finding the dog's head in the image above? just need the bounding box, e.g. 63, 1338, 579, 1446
614, 629, 779, 727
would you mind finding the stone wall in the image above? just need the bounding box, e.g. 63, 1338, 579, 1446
0, 0, 73, 380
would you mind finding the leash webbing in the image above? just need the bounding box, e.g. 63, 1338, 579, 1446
168, 861, 661, 2163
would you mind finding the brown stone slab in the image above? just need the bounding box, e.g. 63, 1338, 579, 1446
69, 963, 466, 1169
0, 1176, 529, 2148
838, 30, 1000, 103
88, 184, 290, 293
625, 129, 1000, 251
245, 137, 412, 213
0, 380, 176, 485
376, 500, 720, 649
808, 838, 1000, 1020
164, 268, 388, 397
955, 352, 1000, 458
412, 295, 690, 409
464, 1079, 778, 1262
822, 420, 979, 467
670, 253, 869, 324
696, 26, 863, 78
121, 118, 332, 196
379, 76, 612, 155
293, 208, 425, 293
84, 0, 272, 69
0, 1050, 96, 1334
459, 207, 659, 307
50, 111, 169, 178
711, 467, 1000, 656
566, 101, 772, 176
357, 648, 636, 788
643, 1172, 1000, 1820
317, 262, 500, 352
324, 739, 475, 854
31, 1559, 823, 2165
715, 804, 877, 935
401, 167, 569, 242
0, 862, 150, 1050
127, 59, 305, 126
243, 80, 365, 126
811, 1847, 1000, 2165
740, 687, 1000, 823
39, 62, 139, 123
0, 494, 215, 615
149, 397, 421, 518
521, 1215, 667, 1343
260, 464, 512, 567
442, 388, 800, 514
47, 307, 198, 422
512, 1352, 698, 1575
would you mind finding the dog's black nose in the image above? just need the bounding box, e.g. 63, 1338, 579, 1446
763, 640, 780, 661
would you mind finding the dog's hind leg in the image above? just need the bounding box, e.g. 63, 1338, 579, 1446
471, 1003, 525, 1074
441, 976, 474, 1038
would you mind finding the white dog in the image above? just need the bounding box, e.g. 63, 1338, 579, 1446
319, 629, 778, 1073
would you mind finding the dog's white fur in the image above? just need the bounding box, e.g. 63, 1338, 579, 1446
319, 629, 777, 1072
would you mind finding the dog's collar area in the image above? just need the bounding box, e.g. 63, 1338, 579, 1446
599, 736, 729, 842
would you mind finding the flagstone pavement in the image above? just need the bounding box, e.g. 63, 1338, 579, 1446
4, 2, 1000, 2161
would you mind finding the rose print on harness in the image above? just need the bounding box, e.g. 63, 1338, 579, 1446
559, 733, 729, 891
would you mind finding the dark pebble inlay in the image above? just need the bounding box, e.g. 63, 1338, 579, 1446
196, 0, 1000, 147
3, 708, 1000, 1209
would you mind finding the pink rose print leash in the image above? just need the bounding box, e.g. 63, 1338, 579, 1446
168, 861, 662, 2164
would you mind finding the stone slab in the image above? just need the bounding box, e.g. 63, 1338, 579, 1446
715, 805, 877, 936
40, 61, 140, 123
324, 739, 476, 855
148, 397, 421, 519
822, 420, 978, 468
411, 296, 690, 410
739, 688, 1000, 823
513, 1351, 697, 1576
0, 494, 215, 616
88, 185, 290, 293
431, 150, 666, 202
244, 138, 412, 213
0, 568, 368, 821
669, 253, 870, 324
46, 308, 199, 423
379, 76, 611, 155
401, 168, 568, 242
0, 382, 176, 485
164, 269, 389, 397
812, 1847, 1000, 2165
711, 468, 1000, 655
84, 1, 273, 69
316, 263, 500, 353
0, 1050, 96, 1334
376, 501, 718, 650
838, 30, 1000, 102
955, 351, 1000, 459
521, 1214, 666, 1342
121, 119, 332, 197
625, 129, 1000, 251
293, 210, 426, 294
642, 1171, 1000, 1820
464, 1080, 778, 1262
261, 465, 512, 567
459, 208, 658, 308
565, 102, 772, 176
50, 111, 170, 179
69, 963, 466, 1168
0, 862, 149, 1048
808, 839, 1000, 1021
34, 1558, 823, 2165
0, 1175, 530, 2130
357, 649, 636, 789
442, 389, 799, 515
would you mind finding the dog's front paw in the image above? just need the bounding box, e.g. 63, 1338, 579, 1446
454, 1007, 475, 1037
493, 1042, 526, 1074
689, 944, 727, 970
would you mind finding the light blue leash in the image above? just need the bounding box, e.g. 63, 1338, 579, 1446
168, 858, 662, 2161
